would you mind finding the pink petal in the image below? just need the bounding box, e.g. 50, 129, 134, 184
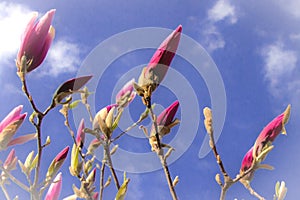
115, 79, 135, 103
240, 147, 254, 172
17, 12, 38, 63
3, 149, 16, 169
7, 133, 36, 147
76, 119, 85, 146
27, 26, 55, 72
45, 172, 62, 200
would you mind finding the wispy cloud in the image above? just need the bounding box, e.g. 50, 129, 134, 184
277, 0, 300, 19
207, 0, 237, 24
261, 42, 299, 98
200, 0, 237, 52
290, 33, 300, 41
43, 40, 81, 77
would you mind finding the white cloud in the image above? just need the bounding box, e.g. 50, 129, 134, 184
208, 0, 237, 24
0, 2, 32, 64
261, 42, 298, 97
277, 0, 300, 18
200, 0, 237, 52
43, 40, 81, 77
202, 24, 225, 52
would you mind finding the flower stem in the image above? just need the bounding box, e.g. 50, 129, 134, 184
103, 142, 120, 189
99, 162, 106, 200
0, 166, 30, 192
147, 99, 178, 200
159, 154, 178, 200
0, 184, 11, 200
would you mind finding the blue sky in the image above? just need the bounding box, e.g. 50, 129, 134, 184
0, 0, 300, 199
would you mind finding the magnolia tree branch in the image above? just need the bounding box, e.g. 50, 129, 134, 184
203, 107, 266, 200
0, 166, 30, 193
148, 101, 178, 200
17, 74, 43, 200
203, 107, 233, 200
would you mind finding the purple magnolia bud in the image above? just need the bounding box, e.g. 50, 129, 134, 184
76, 119, 85, 147
17, 9, 56, 72
253, 105, 290, 158
116, 79, 136, 108
157, 100, 179, 126
0, 105, 27, 150
53, 75, 92, 104
138, 25, 182, 89
45, 172, 62, 200
55, 146, 69, 162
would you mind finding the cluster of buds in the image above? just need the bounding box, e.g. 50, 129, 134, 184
134, 25, 182, 107
239, 105, 291, 183
72, 168, 98, 199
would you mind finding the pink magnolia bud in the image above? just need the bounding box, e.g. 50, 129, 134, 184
45, 172, 62, 200
47, 146, 69, 180
138, 25, 182, 88
17, 9, 56, 72
0, 105, 27, 150
3, 149, 17, 170
76, 119, 85, 147
116, 79, 136, 108
157, 100, 179, 126
151, 100, 180, 136
253, 105, 290, 158
55, 146, 69, 162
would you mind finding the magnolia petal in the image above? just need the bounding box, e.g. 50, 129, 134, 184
45, 172, 62, 200
257, 163, 274, 170
105, 106, 115, 130
7, 133, 37, 147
